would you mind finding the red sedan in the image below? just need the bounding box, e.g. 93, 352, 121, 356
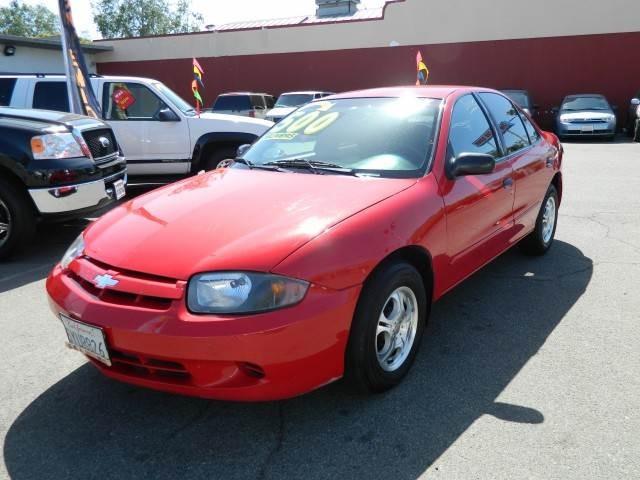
47, 87, 563, 401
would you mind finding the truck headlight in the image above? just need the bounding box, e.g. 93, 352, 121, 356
188, 272, 309, 314
60, 234, 85, 270
30, 133, 84, 160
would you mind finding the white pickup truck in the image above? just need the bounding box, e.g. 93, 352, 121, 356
0, 74, 273, 177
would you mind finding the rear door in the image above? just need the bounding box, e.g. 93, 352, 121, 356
439, 93, 515, 279
31, 81, 70, 112
101, 81, 190, 174
478, 92, 552, 234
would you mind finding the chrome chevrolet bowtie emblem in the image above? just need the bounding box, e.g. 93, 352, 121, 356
98, 137, 111, 149
94, 274, 119, 289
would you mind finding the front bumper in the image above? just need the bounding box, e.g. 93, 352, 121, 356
46, 261, 360, 401
29, 164, 127, 216
557, 122, 616, 137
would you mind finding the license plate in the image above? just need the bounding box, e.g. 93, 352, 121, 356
114, 179, 126, 200
60, 314, 111, 366
581, 125, 594, 133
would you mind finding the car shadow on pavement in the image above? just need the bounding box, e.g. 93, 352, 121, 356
3, 240, 592, 480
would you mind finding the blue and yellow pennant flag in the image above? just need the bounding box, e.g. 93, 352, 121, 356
416, 50, 429, 86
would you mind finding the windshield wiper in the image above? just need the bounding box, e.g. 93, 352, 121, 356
265, 158, 357, 176
235, 157, 283, 172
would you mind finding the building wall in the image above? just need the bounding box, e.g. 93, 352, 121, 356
0, 45, 98, 74
96, 0, 640, 128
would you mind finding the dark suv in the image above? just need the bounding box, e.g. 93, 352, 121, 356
0, 107, 127, 259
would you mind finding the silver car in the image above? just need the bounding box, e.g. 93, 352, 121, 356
554, 94, 617, 140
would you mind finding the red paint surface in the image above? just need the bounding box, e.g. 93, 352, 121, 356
47, 86, 561, 401
98, 32, 640, 129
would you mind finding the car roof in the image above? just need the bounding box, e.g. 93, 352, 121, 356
218, 92, 273, 97
279, 91, 334, 95
0, 74, 159, 83
563, 93, 607, 99
325, 86, 494, 101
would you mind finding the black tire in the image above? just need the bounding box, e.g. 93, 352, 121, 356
519, 184, 559, 256
345, 261, 428, 393
0, 177, 36, 260
201, 146, 238, 171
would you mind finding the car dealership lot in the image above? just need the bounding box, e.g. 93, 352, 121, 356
1, 141, 639, 479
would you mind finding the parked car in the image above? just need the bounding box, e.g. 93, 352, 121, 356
266, 91, 335, 122
0, 107, 126, 259
210, 92, 275, 120
0, 75, 273, 177
554, 94, 617, 140
47, 86, 563, 401
501, 89, 538, 116
625, 89, 640, 141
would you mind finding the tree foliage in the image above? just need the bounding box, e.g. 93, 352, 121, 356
92, 0, 204, 39
0, 0, 59, 38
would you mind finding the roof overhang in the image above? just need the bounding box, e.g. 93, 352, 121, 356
0, 34, 113, 53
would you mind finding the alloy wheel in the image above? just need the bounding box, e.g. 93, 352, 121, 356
0, 198, 11, 249
376, 286, 419, 372
541, 196, 557, 244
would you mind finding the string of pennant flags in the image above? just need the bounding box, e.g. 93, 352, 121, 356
192, 58, 205, 115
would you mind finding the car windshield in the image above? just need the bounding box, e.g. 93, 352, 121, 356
213, 96, 251, 111
502, 91, 530, 108
241, 97, 442, 178
275, 94, 315, 108
153, 82, 194, 115
562, 96, 610, 111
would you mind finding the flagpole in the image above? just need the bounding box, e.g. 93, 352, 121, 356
57, 0, 80, 114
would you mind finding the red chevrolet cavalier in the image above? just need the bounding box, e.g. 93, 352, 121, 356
47, 87, 563, 401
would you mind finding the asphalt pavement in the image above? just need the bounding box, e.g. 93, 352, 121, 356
1, 140, 639, 479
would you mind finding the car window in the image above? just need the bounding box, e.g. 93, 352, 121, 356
265, 96, 275, 109
561, 96, 610, 111
0, 78, 16, 106
102, 82, 167, 121
33, 82, 70, 112
213, 95, 251, 111
251, 95, 265, 109
479, 93, 530, 155
502, 91, 530, 109
449, 94, 500, 160
520, 113, 541, 143
275, 94, 315, 108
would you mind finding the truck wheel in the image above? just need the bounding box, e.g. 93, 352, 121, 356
0, 177, 36, 260
345, 260, 427, 393
201, 146, 238, 171
519, 184, 558, 256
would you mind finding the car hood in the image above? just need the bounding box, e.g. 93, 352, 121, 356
267, 107, 297, 117
559, 110, 614, 120
188, 112, 273, 136
83, 169, 416, 280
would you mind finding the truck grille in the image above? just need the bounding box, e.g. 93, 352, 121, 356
82, 129, 118, 161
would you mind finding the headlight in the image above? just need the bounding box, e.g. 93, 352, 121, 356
559, 114, 571, 123
188, 272, 309, 314
60, 234, 85, 270
30, 133, 85, 160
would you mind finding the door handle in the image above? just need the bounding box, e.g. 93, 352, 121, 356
503, 177, 514, 189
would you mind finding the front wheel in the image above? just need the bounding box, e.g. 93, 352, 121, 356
200, 146, 238, 171
0, 178, 36, 260
519, 184, 559, 256
345, 261, 427, 393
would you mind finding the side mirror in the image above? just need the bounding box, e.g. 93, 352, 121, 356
631, 98, 640, 106
448, 153, 496, 179
236, 144, 251, 158
157, 108, 180, 122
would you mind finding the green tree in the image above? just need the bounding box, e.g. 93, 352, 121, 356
0, 0, 59, 37
92, 0, 203, 39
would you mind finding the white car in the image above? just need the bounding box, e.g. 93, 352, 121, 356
210, 92, 275, 120
266, 91, 335, 123
0, 75, 273, 177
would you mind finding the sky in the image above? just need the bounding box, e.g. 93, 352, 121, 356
1, 0, 388, 39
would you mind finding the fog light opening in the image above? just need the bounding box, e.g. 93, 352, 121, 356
238, 362, 265, 379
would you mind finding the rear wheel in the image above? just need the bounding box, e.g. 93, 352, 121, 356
519, 184, 558, 256
345, 261, 427, 393
201, 146, 238, 171
0, 177, 36, 260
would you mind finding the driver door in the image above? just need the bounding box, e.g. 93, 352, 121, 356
101, 81, 190, 174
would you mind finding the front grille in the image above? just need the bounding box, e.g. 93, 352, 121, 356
105, 349, 191, 383
67, 257, 184, 311
82, 128, 118, 161
567, 118, 608, 124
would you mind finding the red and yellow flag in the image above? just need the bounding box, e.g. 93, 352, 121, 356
416, 50, 429, 86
